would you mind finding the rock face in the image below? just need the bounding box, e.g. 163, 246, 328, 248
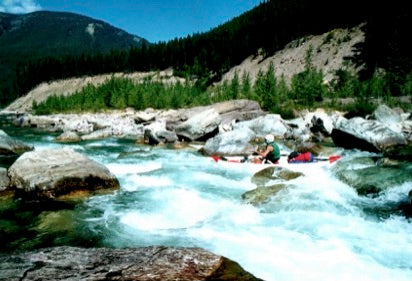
8, 148, 119, 199
0, 246, 262, 281
0, 130, 33, 155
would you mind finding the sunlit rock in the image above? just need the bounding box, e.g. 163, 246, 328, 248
332, 117, 407, 152
213, 99, 264, 125
55, 131, 81, 143
372, 104, 403, 132
8, 148, 119, 200
175, 108, 221, 141
202, 128, 257, 156
81, 128, 113, 141
0, 246, 263, 281
144, 120, 178, 144
233, 114, 289, 138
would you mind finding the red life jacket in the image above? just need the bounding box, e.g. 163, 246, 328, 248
289, 152, 313, 163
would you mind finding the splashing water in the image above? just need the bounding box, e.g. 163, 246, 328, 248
2, 126, 412, 281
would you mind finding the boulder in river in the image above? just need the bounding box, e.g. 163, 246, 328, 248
331, 117, 407, 152
332, 156, 412, 195
251, 166, 303, 186
242, 183, 293, 205
175, 108, 221, 141
8, 148, 119, 200
0, 246, 263, 281
0, 130, 33, 156
202, 127, 257, 156
55, 131, 81, 143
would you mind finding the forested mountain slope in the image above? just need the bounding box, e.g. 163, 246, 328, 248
0, 11, 148, 105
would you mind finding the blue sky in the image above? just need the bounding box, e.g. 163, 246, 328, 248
0, 0, 262, 42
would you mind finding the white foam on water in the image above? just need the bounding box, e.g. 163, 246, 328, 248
187, 210, 412, 281
80, 148, 412, 281
106, 162, 162, 176
85, 141, 121, 148
375, 182, 412, 203
120, 188, 222, 231
190, 171, 255, 191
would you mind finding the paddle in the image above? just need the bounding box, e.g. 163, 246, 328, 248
212, 154, 341, 163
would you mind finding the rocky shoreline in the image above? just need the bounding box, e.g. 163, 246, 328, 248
0, 246, 262, 281
4, 99, 412, 156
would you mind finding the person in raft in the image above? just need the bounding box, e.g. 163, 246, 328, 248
255, 134, 280, 164
287, 151, 314, 163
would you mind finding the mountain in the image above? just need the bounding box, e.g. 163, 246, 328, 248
0, 11, 148, 106
0, 11, 147, 57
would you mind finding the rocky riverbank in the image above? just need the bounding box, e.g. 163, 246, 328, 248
0, 246, 262, 281
5, 100, 411, 157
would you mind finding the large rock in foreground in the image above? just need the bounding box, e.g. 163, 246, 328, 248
0, 246, 262, 281
8, 148, 119, 199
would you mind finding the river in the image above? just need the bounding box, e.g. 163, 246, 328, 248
1, 119, 412, 281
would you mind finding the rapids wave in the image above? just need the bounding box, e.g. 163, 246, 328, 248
1, 125, 412, 281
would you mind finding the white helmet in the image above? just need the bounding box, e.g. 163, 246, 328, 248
265, 134, 274, 143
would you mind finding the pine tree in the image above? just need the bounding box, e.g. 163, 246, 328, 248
230, 71, 240, 99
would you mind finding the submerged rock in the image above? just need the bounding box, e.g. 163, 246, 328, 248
242, 167, 303, 205
332, 157, 412, 195
0, 246, 262, 281
251, 166, 303, 186
8, 148, 119, 200
242, 183, 293, 205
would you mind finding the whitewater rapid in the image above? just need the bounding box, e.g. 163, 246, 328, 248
3, 129, 412, 281
69, 139, 412, 281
